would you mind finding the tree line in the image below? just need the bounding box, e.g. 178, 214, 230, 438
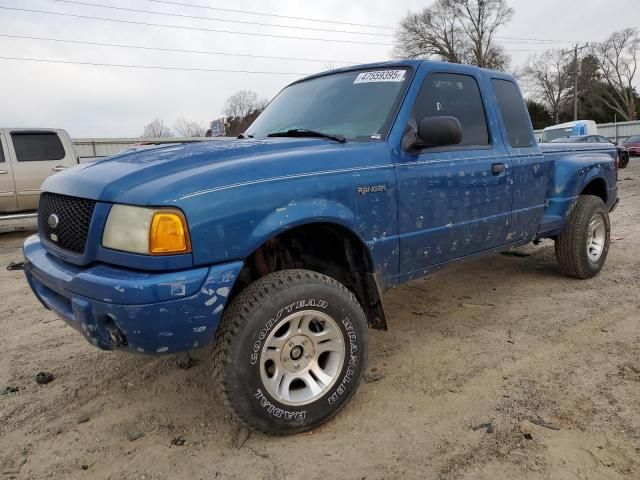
141, 90, 269, 138
142, 117, 207, 138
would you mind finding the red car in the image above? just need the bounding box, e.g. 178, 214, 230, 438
623, 135, 640, 157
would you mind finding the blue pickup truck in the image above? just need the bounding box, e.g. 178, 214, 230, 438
23, 60, 618, 435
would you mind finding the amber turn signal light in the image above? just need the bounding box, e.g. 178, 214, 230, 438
149, 210, 191, 255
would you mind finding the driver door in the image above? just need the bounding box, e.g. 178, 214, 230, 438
394, 70, 513, 273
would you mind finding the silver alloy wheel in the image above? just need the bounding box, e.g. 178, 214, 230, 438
586, 214, 606, 262
259, 310, 345, 406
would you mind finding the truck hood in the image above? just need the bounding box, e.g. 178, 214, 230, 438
43, 138, 381, 205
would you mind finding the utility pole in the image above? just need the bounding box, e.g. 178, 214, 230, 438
562, 44, 589, 121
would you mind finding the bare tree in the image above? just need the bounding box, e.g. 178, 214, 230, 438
393, 0, 464, 63
522, 49, 573, 123
448, 0, 513, 69
255, 98, 270, 111
590, 28, 639, 121
223, 90, 259, 119
394, 0, 513, 70
142, 119, 172, 138
174, 117, 206, 137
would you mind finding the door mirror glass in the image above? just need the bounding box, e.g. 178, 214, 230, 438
416, 116, 463, 149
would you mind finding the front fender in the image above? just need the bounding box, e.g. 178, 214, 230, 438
248, 199, 359, 254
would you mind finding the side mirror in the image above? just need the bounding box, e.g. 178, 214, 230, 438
416, 116, 463, 149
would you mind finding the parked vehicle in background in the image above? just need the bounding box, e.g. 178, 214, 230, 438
541, 120, 598, 143
22, 61, 618, 435
0, 129, 78, 215
549, 135, 629, 168
622, 135, 640, 157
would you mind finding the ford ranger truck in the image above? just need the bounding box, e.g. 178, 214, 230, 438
22, 61, 618, 435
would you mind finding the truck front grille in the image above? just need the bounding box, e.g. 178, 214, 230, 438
38, 192, 96, 254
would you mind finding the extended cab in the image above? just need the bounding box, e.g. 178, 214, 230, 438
22, 61, 618, 435
0, 128, 78, 215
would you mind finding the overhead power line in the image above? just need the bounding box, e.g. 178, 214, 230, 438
46, 0, 395, 37
143, 0, 396, 30
141, 0, 589, 45
0, 34, 359, 64
0, 6, 395, 46
0, 55, 312, 75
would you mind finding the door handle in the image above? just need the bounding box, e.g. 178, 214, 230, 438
52, 166, 66, 172
491, 163, 506, 175
0, 170, 8, 175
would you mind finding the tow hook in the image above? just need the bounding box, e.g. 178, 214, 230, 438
7, 261, 27, 271
105, 315, 128, 348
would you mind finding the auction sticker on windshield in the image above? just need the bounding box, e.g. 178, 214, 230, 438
354, 70, 406, 84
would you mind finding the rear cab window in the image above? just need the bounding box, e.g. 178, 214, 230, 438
491, 79, 535, 148
412, 72, 490, 147
11, 132, 65, 162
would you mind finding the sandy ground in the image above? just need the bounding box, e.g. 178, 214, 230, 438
1, 163, 639, 480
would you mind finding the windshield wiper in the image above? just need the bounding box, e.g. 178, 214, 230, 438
267, 129, 346, 143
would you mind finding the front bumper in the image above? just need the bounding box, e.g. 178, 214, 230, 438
23, 235, 243, 354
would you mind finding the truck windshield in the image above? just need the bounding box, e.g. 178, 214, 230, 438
246, 68, 411, 142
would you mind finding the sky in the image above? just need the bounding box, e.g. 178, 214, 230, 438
0, 0, 638, 138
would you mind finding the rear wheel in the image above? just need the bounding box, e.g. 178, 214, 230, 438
555, 195, 610, 279
212, 269, 368, 435
619, 150, 630, 169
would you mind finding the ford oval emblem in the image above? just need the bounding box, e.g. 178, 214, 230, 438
48, 213, 60, 229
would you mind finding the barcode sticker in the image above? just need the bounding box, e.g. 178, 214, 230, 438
354, 70, 406, 84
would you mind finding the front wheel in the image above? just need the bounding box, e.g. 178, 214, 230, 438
555, 195, 611, 279
212, 269, 368, 435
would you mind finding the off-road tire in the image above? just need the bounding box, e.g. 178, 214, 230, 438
212, 269, 368, 435
555, 195, 610, 279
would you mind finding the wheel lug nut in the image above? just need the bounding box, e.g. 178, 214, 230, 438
294, 364, 300, 369
289, 342, 294, 347
283, 357, 288, 362
305, 354, 311, 359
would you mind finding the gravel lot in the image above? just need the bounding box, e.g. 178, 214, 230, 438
1, 162, 639, 480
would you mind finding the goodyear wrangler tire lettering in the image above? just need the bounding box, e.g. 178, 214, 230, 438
212, 269, 368, 435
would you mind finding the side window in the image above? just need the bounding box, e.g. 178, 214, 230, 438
0, 137, 5, 163
413, 73, 489, 147
11, 132, 65, 162
598, 136, 610, 143
491, 79, 535, 148
587, 136, 598, 143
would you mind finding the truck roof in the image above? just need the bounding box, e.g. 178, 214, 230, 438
293, 60, 516, 86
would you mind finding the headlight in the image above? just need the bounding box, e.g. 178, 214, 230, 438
102, 205, 191, 255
